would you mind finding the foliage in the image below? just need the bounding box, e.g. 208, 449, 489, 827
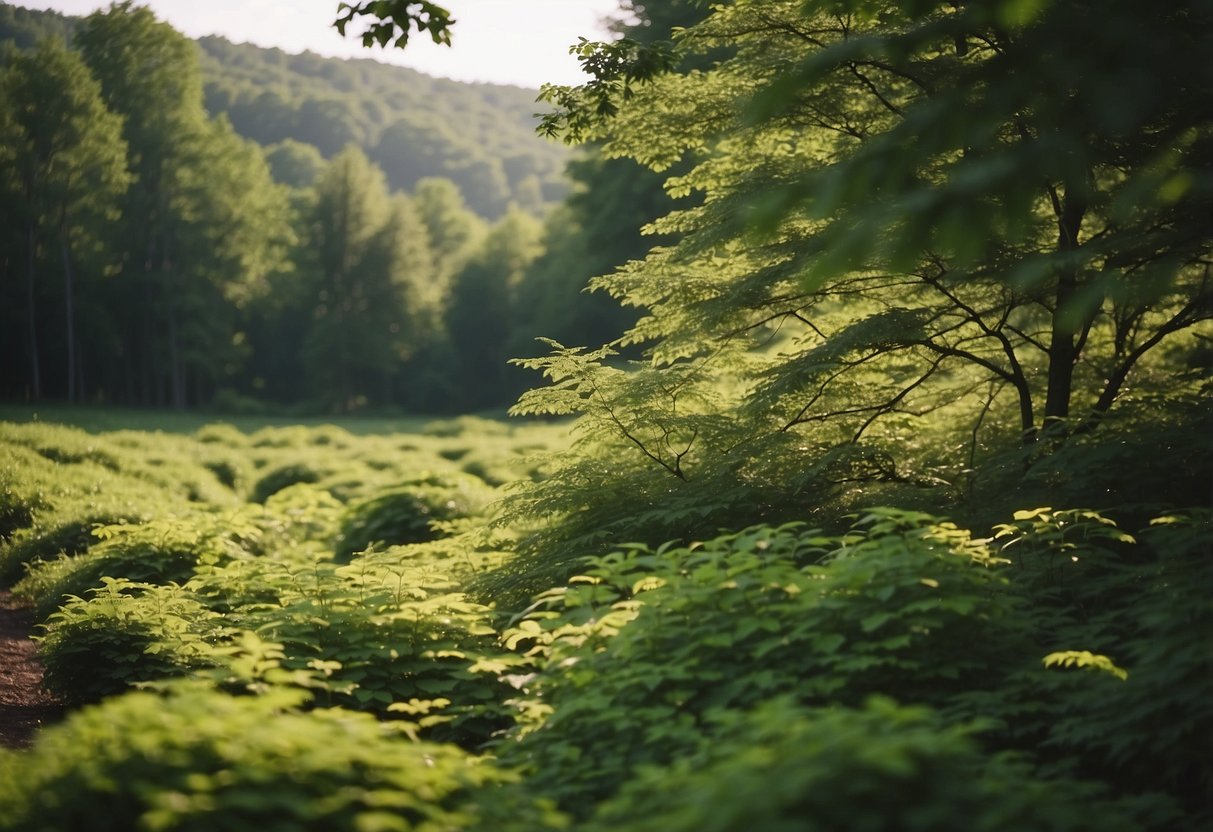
0, 35, 129, 403
334, 474, 495, 561
481, 0, 1213, 607
0, 682, 566, 832
496, 511, 1023, 806
335, 1, 454, 49
588, 697, 1167, 832
976, 509, 1213, 822
16, 514, 251, 621
36, 579, 222, 705
0, 412, 1207, 828
188, 546, 514, 748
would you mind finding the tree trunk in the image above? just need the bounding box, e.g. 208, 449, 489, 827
1042, 186, 1087, 432
25, 222, 41, 401
60, 226, 77, 405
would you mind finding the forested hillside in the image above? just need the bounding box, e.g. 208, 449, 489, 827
0, 2, 568, 218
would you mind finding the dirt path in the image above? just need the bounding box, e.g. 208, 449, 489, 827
0, 590, 62, 748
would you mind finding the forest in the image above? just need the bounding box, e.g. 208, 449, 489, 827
0, 0, 633, 413
0, 0, 1210, 831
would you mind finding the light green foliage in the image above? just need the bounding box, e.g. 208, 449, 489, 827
16, 513, 255, 621
0, 417, 565, 747
0, 422, 240, 582
498, 511, 1023, 807
36, 579, 222, 705
335, 473, 496, 561
0, 682, 566, 832
187, 545, 514, 748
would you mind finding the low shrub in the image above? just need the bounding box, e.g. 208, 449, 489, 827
334, 475, 494, 561
498, 511, 1025, 807
17, 516, 250, 620
0, 683, 566, 832
37, 579, 222, 705
587, 697, 1174, 832
250, 462, 324, 504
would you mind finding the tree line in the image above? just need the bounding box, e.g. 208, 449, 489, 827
0, 1, 682, 414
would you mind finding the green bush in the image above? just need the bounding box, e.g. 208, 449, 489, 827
0, 482, 41, 543
0, 508, 152, 585
0, 683, 566, 832
17, 516, 251, 620
250, 462, 324, 503
189, 550, 513, 749
587, 697, 1173, 832
37, 580, 222, 705
334, 475, 494, 561
499, 511, 1025, 807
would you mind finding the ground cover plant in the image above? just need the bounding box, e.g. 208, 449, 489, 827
0, 410, 1207, 831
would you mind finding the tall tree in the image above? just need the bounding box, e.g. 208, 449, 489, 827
412, 176, 485, 284
359, 192, 440, 402
76, 1, 210, 408
300, 144, 397, 411
502, 0, 1213, 579
445, 208, 543, 410
172, 115, 295, 403
0, 38, 129, 402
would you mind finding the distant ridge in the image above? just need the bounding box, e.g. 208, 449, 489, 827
0, 2, 569, 218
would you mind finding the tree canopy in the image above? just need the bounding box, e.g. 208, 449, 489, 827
490, 0, 1213, 593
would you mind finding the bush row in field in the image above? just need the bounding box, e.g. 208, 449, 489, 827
1, 420, 1208, 831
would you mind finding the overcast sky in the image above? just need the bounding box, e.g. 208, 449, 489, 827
14, 0, 623, 88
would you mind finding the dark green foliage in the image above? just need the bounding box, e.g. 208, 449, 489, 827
588, 697, 1169, 832
974, 509, 1213, 824
0, 683, 566, 832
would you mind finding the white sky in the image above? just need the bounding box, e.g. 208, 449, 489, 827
13, 0, 623, 88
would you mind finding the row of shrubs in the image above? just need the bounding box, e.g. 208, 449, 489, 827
1, 420, 1209, 831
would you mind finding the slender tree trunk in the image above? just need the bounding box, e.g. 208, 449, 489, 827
1043, 275, 1077, 426
25, 222, 41, 401
60, 226, 77, 405
1042, 186, 1087, 431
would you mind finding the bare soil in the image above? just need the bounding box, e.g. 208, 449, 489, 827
0, 589, 62, 748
